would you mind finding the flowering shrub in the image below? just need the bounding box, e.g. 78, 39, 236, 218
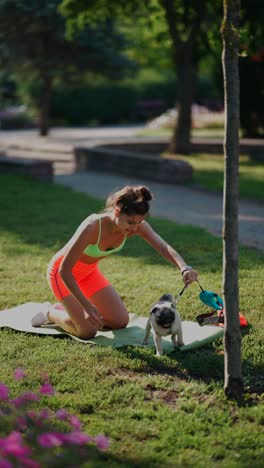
0, 369, 109, 467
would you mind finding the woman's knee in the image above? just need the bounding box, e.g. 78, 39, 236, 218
108, 313, 129, 330
75, 325, 98, 340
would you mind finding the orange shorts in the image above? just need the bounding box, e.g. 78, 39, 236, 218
47, 255, 111, 301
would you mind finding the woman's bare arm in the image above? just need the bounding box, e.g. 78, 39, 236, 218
137, 221, 198, 283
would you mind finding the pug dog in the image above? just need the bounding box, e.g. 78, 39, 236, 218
143, 293, 184, 357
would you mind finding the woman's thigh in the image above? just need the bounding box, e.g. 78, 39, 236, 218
89, 285, 129, 329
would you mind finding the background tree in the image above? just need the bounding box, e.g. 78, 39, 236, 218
159, 0, 207, 154
61, 0, 223, 153
0, 0, 133, 135
221, 0, 243, 399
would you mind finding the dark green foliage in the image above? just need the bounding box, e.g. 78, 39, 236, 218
240, 55, 264, 137
0, 0, 134, 133
0, 71, 17, 107
49, 79, 177, 125
47, 76, 218, 125
239, 0, 264, 136
213, 0, 264, 136
0, 0, 132, 77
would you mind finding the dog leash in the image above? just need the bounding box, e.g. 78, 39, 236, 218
176, 280, 225, 326
175, 283, 189, 301
168, 281, 246, 328
176, 280, 223, 309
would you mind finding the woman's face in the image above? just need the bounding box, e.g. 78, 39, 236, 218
114, 208, 146, 234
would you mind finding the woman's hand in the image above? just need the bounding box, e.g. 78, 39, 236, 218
84, 302, 104, 328
182, 268, 198, 286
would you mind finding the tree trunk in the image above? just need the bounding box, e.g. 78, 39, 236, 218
169, 50, 197, 154
39, 76, 52, 136
221, 0, 243, 400
160, 0, 204, 155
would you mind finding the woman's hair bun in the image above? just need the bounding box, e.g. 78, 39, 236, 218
104, 185, 153, 216
138, 186, 153, 202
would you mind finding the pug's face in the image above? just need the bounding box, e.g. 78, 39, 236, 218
151, 301, 176, 329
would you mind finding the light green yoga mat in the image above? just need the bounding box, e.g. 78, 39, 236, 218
0, 302, 224, 352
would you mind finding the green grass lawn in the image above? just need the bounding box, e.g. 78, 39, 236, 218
139, 127, 225, 139
139, 128, 264, 201
166, 153, 264, 202
0, 174, 263, 467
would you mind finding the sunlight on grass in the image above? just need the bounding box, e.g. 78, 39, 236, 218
0, 174, 263, 467
137, 127, 225, 139
166, 154, 264, 201
137, 128, 263, 201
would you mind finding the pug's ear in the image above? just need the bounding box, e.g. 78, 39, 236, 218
151, 307, 159, 314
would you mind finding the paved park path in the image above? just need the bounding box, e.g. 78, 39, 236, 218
56, 170, 264, 251
1, 126, 263, 251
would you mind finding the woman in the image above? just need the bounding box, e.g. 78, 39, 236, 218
32, 185, 198, 338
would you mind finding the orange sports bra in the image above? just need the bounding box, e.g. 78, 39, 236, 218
83, 217, 126, 257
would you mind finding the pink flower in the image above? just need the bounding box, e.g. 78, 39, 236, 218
0, 432, 31, 459
0, 383, 9, 401
10, 397, 24, 408
18, 458, 40, 468
94, 434, 109, 451
39, 409, 51, 419
16, 416, 27, 431
62, 431, 92, 445
28, 409, 50, 419
68, 415, 82, 430
10, 392, 39, 408
25, 409, 51, 428
55, 409, 69, 420
39, 383, 55, 396
0, 459, 13, 468
21, 392, 39, 402
26, 410, 37, 419
14, 368, 26, 380
55, 410, 82, 429
38, 432, 64, 448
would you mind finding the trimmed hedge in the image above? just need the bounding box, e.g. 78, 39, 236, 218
49, 77, 218, 125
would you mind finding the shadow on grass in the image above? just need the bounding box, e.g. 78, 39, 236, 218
84, 446, 164, 468
2, 325, 263, 403
117, 338, 264, 397
0, 174, 103, 250
118, 343, 224, 383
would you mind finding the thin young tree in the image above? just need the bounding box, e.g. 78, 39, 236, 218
221, 0, 243, 399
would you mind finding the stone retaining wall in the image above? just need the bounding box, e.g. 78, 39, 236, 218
0, 156, 53, 182
74, 147, 193, 184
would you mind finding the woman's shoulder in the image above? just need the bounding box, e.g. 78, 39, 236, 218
65, 213, 100, 248
72, 213, 98, 238
80, 213, 103, 229
78, 212, 111, 237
